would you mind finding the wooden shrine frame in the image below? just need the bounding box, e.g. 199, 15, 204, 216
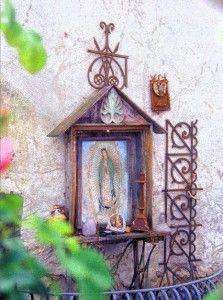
69, 125, 153, 230
48, 85, 165, 232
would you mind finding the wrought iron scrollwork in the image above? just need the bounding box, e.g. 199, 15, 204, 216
87, 22, 128, 90
160, 120, 202, 286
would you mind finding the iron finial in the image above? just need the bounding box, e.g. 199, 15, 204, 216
87, 21, 128, 90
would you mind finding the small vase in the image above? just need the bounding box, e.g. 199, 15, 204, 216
82, 217, 97, 236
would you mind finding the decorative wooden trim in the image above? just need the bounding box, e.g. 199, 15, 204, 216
143, 128, 153, 227
47, 85, 165, 137
70, 127, 77, 227
75, 124, 149, 132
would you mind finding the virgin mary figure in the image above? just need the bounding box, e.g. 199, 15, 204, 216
98, 148, 116, 210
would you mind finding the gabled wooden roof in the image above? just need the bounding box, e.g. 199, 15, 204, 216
48, 85, 165, 137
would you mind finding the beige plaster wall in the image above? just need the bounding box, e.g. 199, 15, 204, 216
1, 0, 223, 288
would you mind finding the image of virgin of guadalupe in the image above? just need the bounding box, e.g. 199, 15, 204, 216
98, 148, 116, 210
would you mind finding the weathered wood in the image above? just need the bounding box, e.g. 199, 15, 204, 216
150, 75, 170, 112
143, 128, 153, 227
131, 174, 150, 232
48, 86, 112, 137
75, 124, 149, 132
77, 231, 166, 245
114, 87, 166, 134
47, 85, 166, 137
70, 128, 77, 227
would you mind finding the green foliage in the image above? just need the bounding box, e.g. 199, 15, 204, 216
28, 216, 113, 300
204, 286, 223, 300
0, 194, 112, 299
0, 193, 50, 300
0, 0, 47, 73
0, 193, 22, 228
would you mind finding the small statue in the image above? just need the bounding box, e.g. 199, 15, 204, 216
106, 213, 126, 233
48, 205, 68, 222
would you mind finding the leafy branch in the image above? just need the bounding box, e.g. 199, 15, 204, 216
28, 216, 113, 300
0, 193, 113, 300
1, 0, 47, 73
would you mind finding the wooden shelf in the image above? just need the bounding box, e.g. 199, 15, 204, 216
76, 231, 167, 245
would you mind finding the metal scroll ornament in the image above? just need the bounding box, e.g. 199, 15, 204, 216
159, 120, 202, 286
87, 22, 128, 90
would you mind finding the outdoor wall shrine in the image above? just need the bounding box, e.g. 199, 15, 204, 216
48, 22, 167, 288
48, 22, 165, 234
49, 85, 165, 231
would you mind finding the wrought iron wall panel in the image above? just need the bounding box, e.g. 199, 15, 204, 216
160, 120, 202, 286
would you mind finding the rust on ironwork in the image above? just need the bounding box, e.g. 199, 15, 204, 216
159, 120, 203, 286
87, 21, 128, 90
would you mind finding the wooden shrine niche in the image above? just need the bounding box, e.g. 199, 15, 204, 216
48, 86, 165, 232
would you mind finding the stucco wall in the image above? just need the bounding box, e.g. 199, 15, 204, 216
1, 0, 223, 287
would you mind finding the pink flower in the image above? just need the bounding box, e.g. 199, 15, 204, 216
0, 137, 15, 173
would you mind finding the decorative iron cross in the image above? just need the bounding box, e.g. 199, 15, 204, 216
87, 22, 128, 90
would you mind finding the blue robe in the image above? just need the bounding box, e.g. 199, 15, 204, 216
98, 158, 116, 209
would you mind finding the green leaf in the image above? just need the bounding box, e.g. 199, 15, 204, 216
26, 215, 112, 299
0, 0, 47, 73
0, 193, 23, 225
48, 220, 73, 236
3, 22, 23, 48
56, 246, 112, 293
74, 248, 112, 290
27, 216, 72, 246
56, 246, 88, 279
64, 236, 80, 252
26, 216, 61, 246
17, 30, 47, 73
0, 241, 49, 296
0, 0, 15, 32
48, 281, 61, 295
78, 280, 104, 300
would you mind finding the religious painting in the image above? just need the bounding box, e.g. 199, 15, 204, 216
78, 139, 131, 227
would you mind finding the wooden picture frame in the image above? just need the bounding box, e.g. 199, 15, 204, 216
69, 127, 153, 231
